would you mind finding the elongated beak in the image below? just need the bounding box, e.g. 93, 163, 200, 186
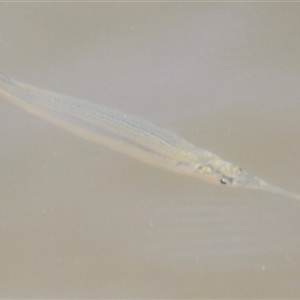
241, 175, 300, 201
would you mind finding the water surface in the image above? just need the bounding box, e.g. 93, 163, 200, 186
1, 3, 300, 298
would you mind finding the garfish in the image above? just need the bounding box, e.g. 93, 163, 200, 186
0, 73, 299, 201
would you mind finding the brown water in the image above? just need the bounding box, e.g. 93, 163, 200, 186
1, 3, 300, 298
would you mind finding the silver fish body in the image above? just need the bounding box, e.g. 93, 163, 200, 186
0, 74, 214, 174
0, 73, 299, 201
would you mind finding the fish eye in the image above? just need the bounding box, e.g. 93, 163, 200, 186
220, 178, 228, 185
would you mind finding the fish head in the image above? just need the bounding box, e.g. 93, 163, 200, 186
192, 155, 257, 187
193, 158, 269, 189
192, 156, 300, 201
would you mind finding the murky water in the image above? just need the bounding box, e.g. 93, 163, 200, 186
1, 3, 300, 298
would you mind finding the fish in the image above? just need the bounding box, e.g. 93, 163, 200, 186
0, 73, 299, 201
